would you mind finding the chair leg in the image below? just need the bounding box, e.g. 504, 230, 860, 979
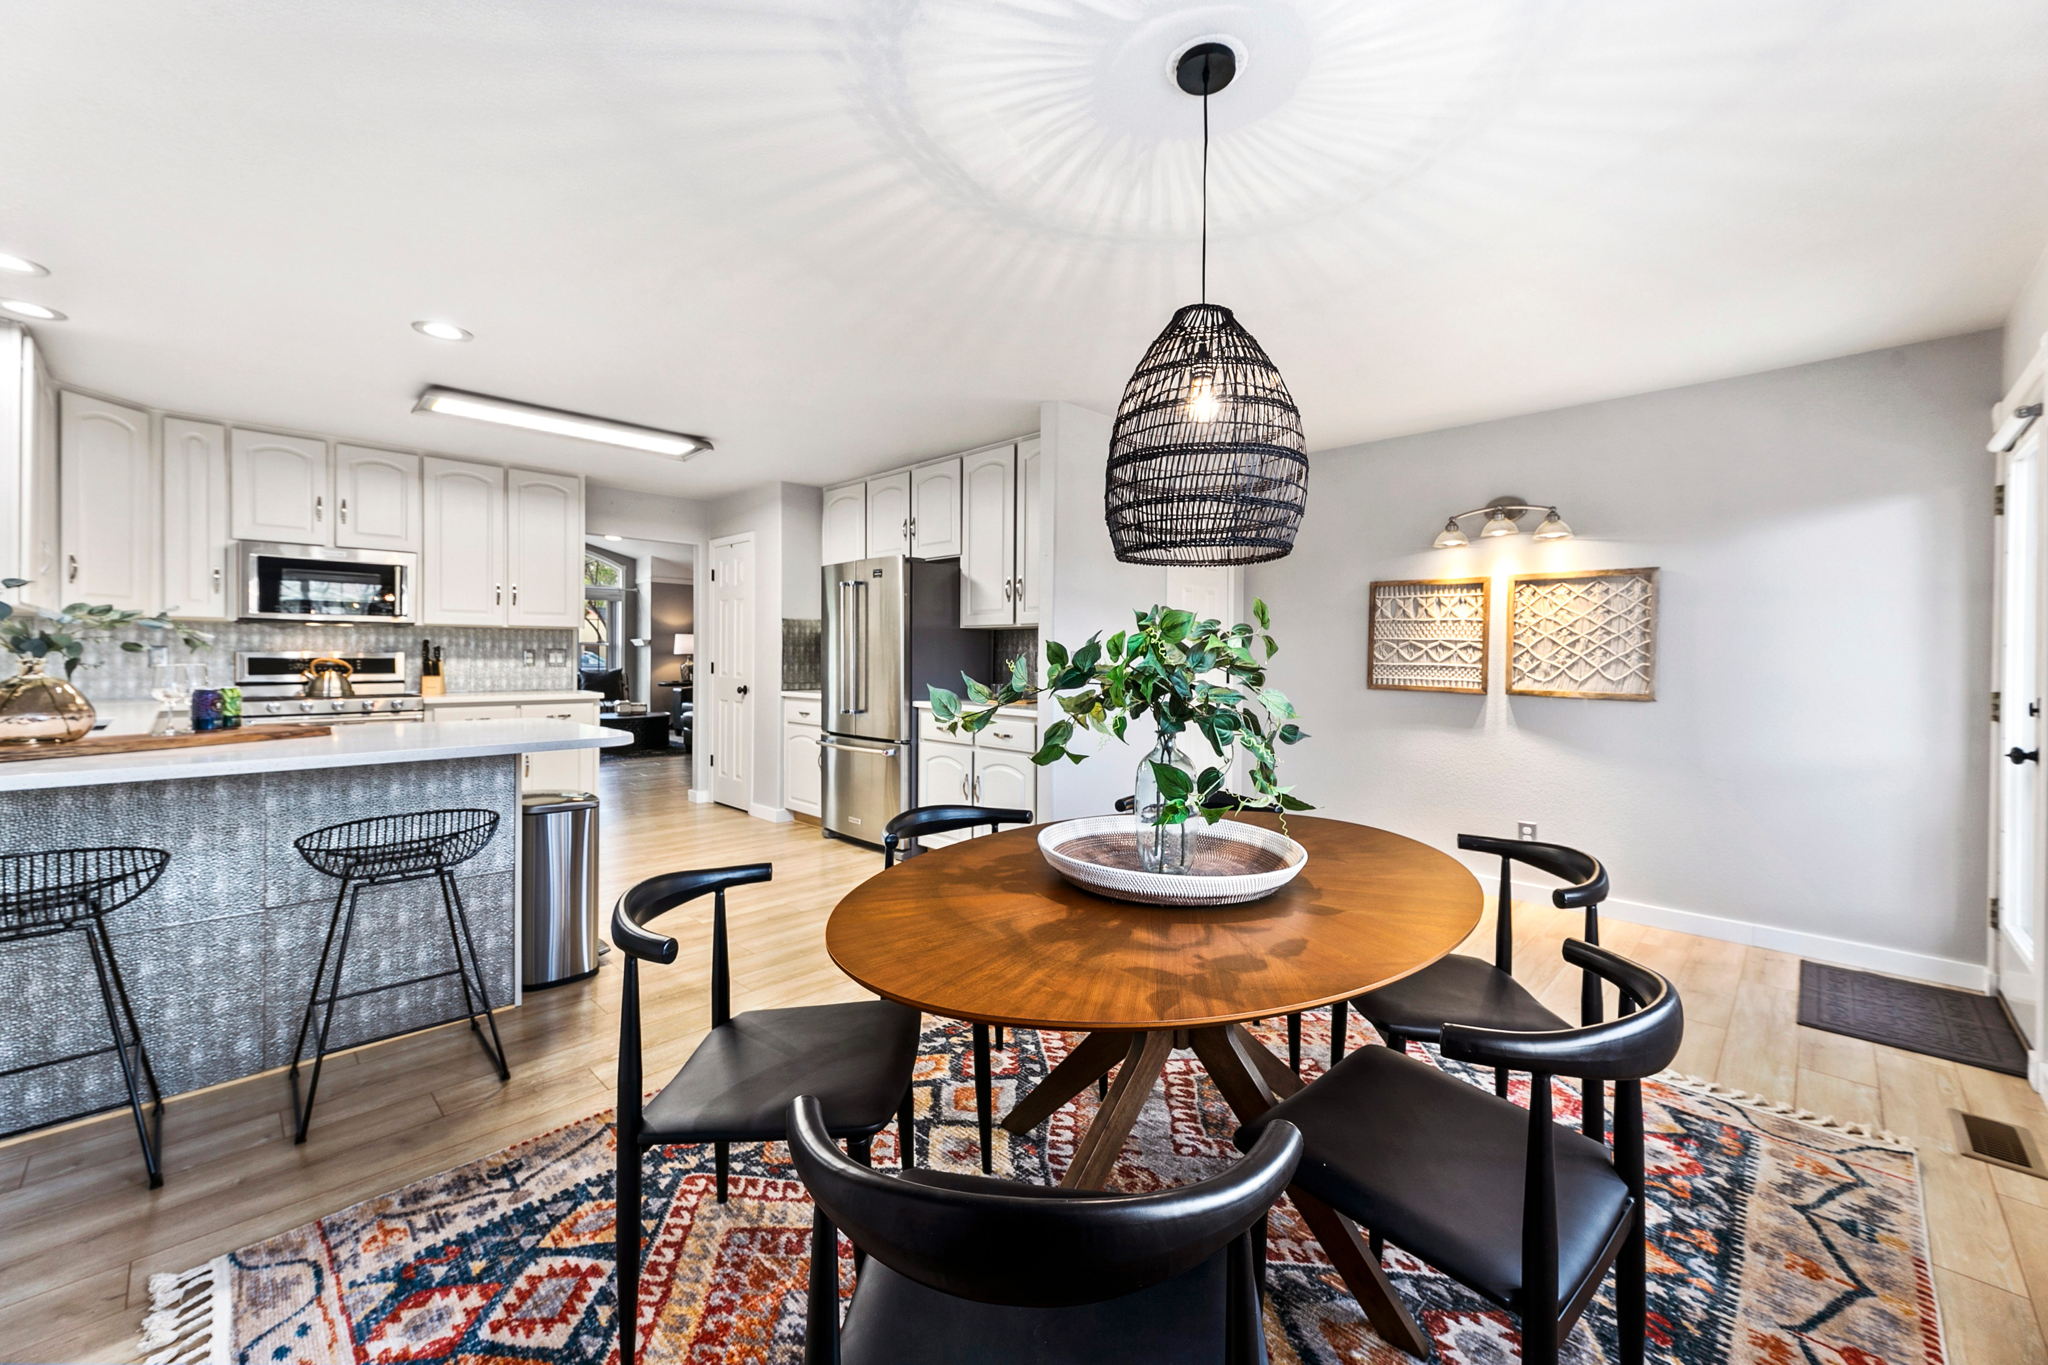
1522, 1311, 1560, 1365
992, 1024, 1006, 1049
291, 880, 365, 1144
1583, 1078, 1606, 1146
1252, 1211, 1269, 1296
1494, 1065, 1509, 1098
972, 1022, 994, 1174
616, 1133, 642, 1365
1368, 1229, 1384, 1262
1287, 1012, 1302, 1075
847, 1134, 872, 1166
1329, 998, 1349, 1067
1618, 1207, 1647, 1365
83, 922, 164, 1188
440, 870, 510, 1080
714, 1140, 730, 1203
898, 1086, 916, 1170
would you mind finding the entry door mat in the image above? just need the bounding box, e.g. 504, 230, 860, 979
1799, 960, 2028, 1077
141, 1015, 1943, 1365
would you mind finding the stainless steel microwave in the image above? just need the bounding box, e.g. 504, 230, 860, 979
239, 543, 416, 623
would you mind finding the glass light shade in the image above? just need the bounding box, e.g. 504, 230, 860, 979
1479, 510, 1520, 538
1432, 519, 1469, 550
1532, 508, 1573, 541
673, 633, 695, 655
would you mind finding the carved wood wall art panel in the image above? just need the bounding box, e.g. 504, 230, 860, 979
1367, 577, 1489, 694
1509, 567, 1658, 701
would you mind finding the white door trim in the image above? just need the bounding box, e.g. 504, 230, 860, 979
708, 532, 756, 812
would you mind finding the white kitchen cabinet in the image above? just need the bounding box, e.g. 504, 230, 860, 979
2, 327, 60, 592
909, 456, 962, 558
916, 741, 975, 843
866, 470, 911, 560
783, 719, 822, 817
974, 746, 1037, 813
160, 417, 233, 619
519, 699, 599, 792
334, 445, 422, 552
59, 392, 159, 610
913, 705, 1041, 842
822, 481, 867, 565
422, 457, 506, 625
959, 443, 1017, 627
505, 469, 583, 628
1015, 437, 1042, 626
229, 429, 330, 544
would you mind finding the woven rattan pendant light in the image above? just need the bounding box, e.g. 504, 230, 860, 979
1105, 41, 1307, 567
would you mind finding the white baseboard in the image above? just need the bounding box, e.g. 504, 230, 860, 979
749, 802, 793, 824
1512, 879, 1990, 992
687, 788, 714, 804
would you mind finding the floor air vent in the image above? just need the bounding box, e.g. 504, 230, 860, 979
1951, 1109, 2045, 1178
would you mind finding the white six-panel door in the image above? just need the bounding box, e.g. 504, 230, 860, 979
59, 392, 159, 610
710, 532, 756, 810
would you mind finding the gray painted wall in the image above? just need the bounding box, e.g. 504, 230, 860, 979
1245, 332, 2000, 980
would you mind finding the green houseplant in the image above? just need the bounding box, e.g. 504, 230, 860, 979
0, 580, 211, 744
929, 601, 1309, 873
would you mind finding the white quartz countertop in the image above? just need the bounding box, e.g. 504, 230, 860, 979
0, 720, 629, 792
912, 699, 1036, 714
420, 690, 603, 706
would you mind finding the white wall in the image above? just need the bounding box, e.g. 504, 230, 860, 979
1244, 333, 2001, 985
2007, 240, 2048, 389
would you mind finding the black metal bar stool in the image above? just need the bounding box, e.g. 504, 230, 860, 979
0, 847, 170, 1187
288, 809, 508, 1142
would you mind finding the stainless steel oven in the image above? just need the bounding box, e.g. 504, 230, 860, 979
239, 543, 415, 623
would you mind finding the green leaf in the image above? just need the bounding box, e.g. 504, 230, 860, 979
1106, 631, 1126, 661
928, 686, 961, 722
1277, 792, 1315, 811
1149, 761, 1194, 802
1277, 722, 1306, 745
1257, 687, 1296, 719
1252, 598, 1271, 630
119, 640, 145, 652
1045, 639, 1069, 669
0, 578, 26, 589
0, 602, 10, 621
1008, 653, 1031, 691
964, 674, 992, 704
1157, 608, 1195, 640
1263, 635, 1278, 659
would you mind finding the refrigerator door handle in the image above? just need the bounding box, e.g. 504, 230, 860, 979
852, 579, 869, 715
835, 579, 856, 717
821, 737, 900, 758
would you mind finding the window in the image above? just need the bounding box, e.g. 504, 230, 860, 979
583, 549, 630, 677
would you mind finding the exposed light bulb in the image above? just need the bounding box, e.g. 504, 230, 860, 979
1186, 365, 1220, 424
1532, 508, 1573, 541
1432, 519, 1469, 550
1480, 510, 1520, 538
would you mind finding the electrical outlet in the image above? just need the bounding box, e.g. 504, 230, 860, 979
1517, 821, 1538, 841
546, 648, 567, 666
522, 648, 536, 665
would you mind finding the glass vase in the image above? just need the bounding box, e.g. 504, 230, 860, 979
1133, 729, 1197, 874
0, 656, 97, 744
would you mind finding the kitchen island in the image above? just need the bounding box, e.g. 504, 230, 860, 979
0, 720, 628, 1136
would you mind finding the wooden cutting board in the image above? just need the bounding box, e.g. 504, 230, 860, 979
0, 724, 335, 762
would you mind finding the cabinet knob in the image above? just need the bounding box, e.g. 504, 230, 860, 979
314, 495, 324, 522
339, 497, 349, 524
67, 553, 78, 583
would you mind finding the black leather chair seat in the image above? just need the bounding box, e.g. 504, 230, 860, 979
1239, 1045, 1631, 1309
837, 1171, 1232, 1365
1354, 953, 1568, 1042
641, 1000, 920, 1143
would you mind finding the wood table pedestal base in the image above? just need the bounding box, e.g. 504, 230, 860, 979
1001, 1024, 1429, 1359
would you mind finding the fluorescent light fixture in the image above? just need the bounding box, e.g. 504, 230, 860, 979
411, 320, 473, 342
414, 386, 709, 459
0, 299, 64, 321
0, 253, 47, 277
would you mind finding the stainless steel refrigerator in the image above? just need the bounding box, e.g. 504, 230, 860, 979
820, 555, 987, 845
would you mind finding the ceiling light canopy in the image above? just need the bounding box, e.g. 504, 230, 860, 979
1104, 40, 1307, 567
412, 320, 473, 342
1431, 497, 1576, 548
0, 299, 64, 321
414, 387, 710, 459
0, 253, 48, 277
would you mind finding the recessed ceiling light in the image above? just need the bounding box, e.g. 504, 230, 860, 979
0, 300, 65, 321
0, 254, 48, 277
602, 535, 624, 542
412, 320, 473, 342
414, 386, 710, 459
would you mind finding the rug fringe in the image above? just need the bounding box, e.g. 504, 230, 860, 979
1653, 1069, 1915, 1149
137, 1256, 229, 1365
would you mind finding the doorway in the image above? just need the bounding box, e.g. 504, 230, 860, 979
582, 537, 696, 760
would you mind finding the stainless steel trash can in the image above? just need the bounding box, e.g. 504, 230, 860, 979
520, 791, 599, 989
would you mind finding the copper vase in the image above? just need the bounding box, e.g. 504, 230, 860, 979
0, 657, 97, 744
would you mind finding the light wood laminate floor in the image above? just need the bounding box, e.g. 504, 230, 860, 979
2, 759, 2045, 1362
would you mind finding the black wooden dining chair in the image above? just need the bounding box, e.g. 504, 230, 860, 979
1237, 941, 1682, 1365
1334, 835, 1609, 1136
881, 803, 1033, 1174
611, 863, 922, 1365
790, 1094, 1302, 1365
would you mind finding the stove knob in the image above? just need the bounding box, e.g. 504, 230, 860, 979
364, 698, 384, 711
298, 700, 315, 713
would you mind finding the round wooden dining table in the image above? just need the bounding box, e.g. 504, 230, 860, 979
827, 812, 1482, 1356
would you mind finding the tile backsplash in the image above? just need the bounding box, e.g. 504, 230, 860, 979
781, 618, 822, 690
53, 622, 579, 701
992, 628, 1039, 682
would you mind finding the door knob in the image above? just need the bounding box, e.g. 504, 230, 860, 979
2009, 746, 2039, 765
737, 685, 750, 698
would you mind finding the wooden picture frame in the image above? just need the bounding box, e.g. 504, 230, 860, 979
1367, 577, 1490, 694
1508, 567, 1658, 701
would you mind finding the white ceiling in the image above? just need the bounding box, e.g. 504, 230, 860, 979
6, 0, 2048, 497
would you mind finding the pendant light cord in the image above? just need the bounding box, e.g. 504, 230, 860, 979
1200, 52, 1210, 306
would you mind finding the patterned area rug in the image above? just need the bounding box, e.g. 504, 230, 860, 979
140, 1016, 1944, 1364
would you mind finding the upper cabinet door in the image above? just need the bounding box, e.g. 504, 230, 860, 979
866, 470, 911, 560
59, 393, 161, 611
822, 481, 867, 565
959, 443, 1016, 627
1014, 437, 1042, 626
6, 332, 61, 590
505, 468, 583, 628
333, 446, 422, 551
909, 456, 962, 559
230, 429, 330, 545
160, 418, 233, 620
421, 457, 506, 626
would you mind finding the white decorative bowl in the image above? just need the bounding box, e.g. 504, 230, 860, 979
1036, 816, 1309, 907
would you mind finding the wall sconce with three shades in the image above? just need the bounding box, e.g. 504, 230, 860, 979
1431, 496, 1574, 550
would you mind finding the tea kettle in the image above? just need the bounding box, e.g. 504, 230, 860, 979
302, 656, 356, 699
